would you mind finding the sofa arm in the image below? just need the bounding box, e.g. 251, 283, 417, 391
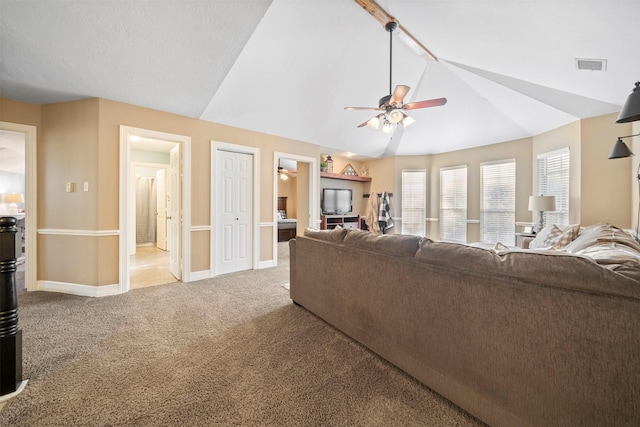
288, 238, 297, 299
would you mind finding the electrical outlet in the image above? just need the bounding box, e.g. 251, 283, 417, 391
66, 182, 75, 192
84, 182, 89, 192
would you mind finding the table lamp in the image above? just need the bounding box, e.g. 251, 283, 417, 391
528, 195, 556, 233
4, 193, 24, 214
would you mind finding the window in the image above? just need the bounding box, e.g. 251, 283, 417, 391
440, 166, 467, 242
401, 170, 427, 236
537, 148, 570, 226
480, 160, 516, 245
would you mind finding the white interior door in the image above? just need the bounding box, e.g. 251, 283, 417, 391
156, 168, 167, 250
169, 145, 181, 280
217, 150, 253, 274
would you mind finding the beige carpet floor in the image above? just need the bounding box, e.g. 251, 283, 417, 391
0, 243, 484, 426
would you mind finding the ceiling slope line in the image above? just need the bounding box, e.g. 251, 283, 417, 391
444, 60, 621, 119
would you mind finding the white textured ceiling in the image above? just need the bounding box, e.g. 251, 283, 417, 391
1, 0, 639, 159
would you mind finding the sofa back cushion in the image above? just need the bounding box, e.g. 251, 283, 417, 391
343, 229, 421, 257
303, 227, 347, 243
415, 239, 640, 300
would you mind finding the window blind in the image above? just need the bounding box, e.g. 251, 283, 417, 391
401, 170, 427, 236
537, 148, 570, 226
480, 160, 516, 245
440, 166, 467, 242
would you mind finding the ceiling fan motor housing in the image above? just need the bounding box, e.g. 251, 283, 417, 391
379, 94, 392, 107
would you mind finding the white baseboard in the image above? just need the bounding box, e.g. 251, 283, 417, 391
188, 270, 211, 282
258, 259, 277, 269
37, 280, 120, 298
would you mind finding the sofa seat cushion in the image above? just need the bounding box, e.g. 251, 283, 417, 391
415, 239, 640, 300
343, 229, 421, 257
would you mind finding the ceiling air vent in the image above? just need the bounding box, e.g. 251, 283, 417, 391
575, 58, 607, 71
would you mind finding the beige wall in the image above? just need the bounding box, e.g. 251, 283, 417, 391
580, 113, 632, 227
0, 98, 41, 127
4, 96, 323, 287
2, 94, 635, 288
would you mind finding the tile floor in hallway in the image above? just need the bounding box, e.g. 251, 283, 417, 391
130, 245, 178, 289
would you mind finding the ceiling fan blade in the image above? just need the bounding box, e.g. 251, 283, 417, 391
390, 85, 410, 105
357, 119, 371, 128
403, 97, 447, 110
345, 106, 382, 111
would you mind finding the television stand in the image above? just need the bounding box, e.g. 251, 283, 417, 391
321, 214, 360, 230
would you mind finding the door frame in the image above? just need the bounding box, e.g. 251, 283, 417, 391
210, 141, 260, 277
0, 121, 37, 292
273, 152, 319, 263
119, 126, 191, 293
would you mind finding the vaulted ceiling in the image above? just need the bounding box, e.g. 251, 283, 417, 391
1, 0, 638, 159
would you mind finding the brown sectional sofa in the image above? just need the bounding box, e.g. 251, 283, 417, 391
289, 227, 640, 427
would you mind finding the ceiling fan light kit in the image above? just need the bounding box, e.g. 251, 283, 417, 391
344, 12, 447, 133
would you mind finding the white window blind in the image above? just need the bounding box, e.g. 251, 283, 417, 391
440, 166, 467, 242
537, 148, 570, 226
480, 160, 516, 245
401, 170, 427, 236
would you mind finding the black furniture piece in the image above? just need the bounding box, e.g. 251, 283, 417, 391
0, 216, 23, 396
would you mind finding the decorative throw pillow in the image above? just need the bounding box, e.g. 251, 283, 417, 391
493, 242, 509, 250
528, 224, 556, 249
529, 224, 580, 249
544, 224, 580, 249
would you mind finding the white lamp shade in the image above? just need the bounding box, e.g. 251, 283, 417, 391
3, 193, 24, 204
528, 195, 556, 212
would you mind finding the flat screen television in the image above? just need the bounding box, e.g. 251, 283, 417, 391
322, 188, 352, 214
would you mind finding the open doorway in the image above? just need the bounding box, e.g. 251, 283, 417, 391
119, 126, 191, 294
0, 122, 36, 293
130, 157, 173, 289
273, 152, 319, 265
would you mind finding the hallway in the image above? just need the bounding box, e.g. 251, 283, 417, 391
130, 246, 177, 289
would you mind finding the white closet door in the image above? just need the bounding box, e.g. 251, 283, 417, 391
217, 150, 253, 274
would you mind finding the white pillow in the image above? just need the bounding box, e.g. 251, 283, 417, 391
528, 225, 555, 249
529, 224, 580, 249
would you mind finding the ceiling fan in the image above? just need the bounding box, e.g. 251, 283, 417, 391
345, 18, 447, 133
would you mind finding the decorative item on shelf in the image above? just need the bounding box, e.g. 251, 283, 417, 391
320, 160, 328, 173
341, 163, 358, 176
360, 164, 369, 177
528, 195, 556, 234
326, 155, 333, 173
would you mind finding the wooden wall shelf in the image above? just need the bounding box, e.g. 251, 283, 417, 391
320, 171, 372, 182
